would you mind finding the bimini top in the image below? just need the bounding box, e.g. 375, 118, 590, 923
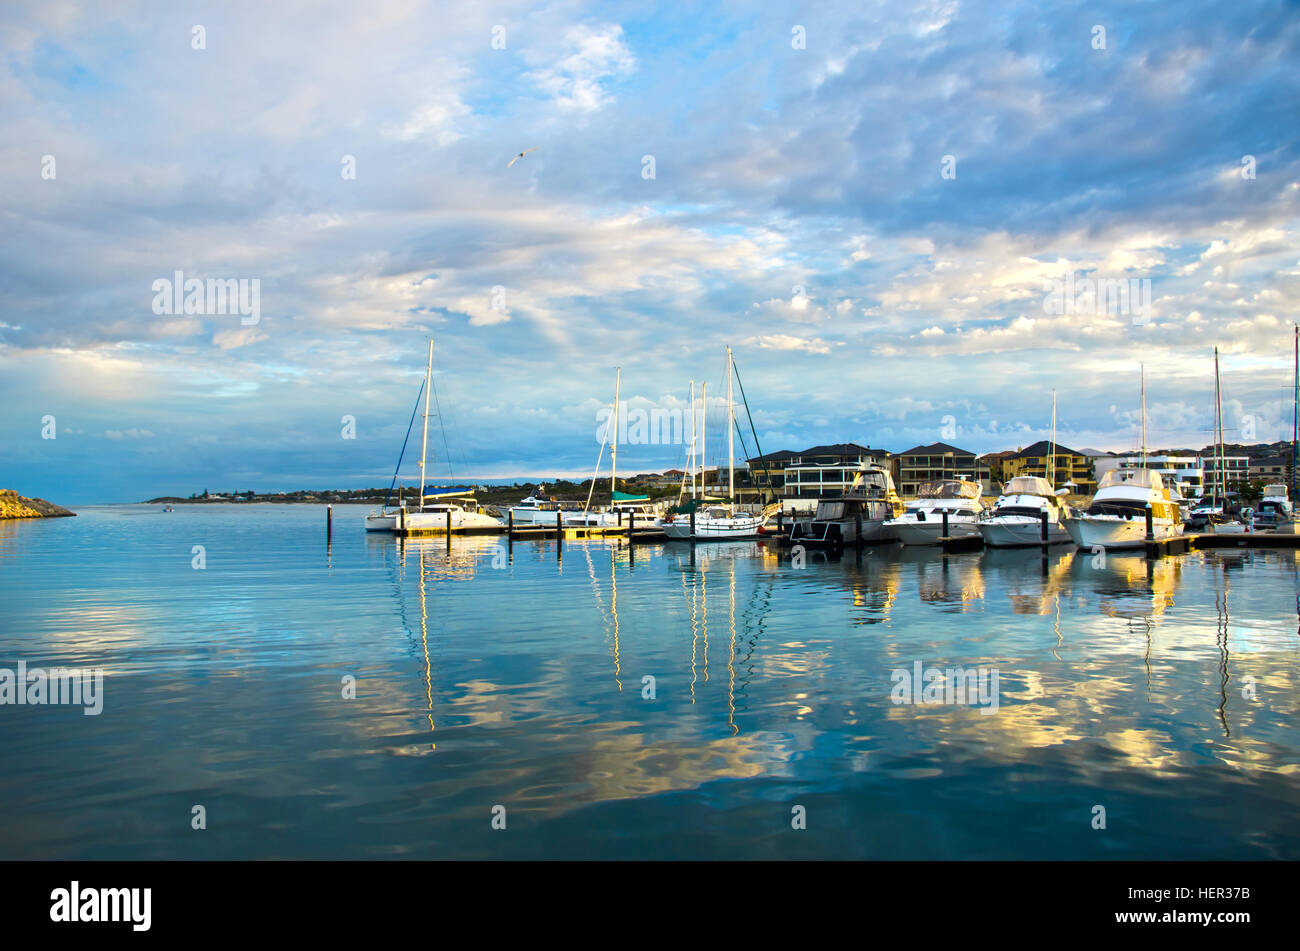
1002, 476, 1054, 497
918, 479, 981, 500
1262, 483, 1289, 499
1098, 469, 1164, 491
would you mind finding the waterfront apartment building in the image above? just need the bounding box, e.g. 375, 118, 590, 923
1249, 454, 1293, 483
894, 442, 988, 497
740, 443, 892, 507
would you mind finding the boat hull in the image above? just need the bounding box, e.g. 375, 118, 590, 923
888, 518, 980, 546
1065, 515, 1182, 550
978, 517, 1072, 548
662, 516, 763, 540
789, 517, 896, 547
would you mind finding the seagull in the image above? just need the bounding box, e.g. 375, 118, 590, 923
507, 147, 539, 168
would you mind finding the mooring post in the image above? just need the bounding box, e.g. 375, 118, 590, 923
327, 504, 332, 542
1145, 503, 1154, 543
942, 510, 950, 540
556, 510, 563, 559
1039, 510, 1049, 550
508, 509, 514, 536
399, 505, 405, 534
689, 507, 696, 544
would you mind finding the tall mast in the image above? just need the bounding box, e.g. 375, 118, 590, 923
689, 380, 697, 499
1048, 389, 1057, 488
417, 338, 434, 506
1214, 346, 1223, 501
701, 382, 707, 497
727, 346, 735, 501
1140, 364, 1147, 470
610, 367, 621, 500
1292, 325, 1298, 499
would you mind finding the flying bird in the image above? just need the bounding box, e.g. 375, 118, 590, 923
507, 147, 539, 168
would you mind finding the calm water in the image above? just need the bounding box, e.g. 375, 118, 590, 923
2, 504, 1298, 860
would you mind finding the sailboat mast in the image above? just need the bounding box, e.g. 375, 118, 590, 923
1292, 325, 1298, 500
417, 338, 434, 506
1048, 389, 1057, 489
1140, 364, 1147, 470
701, 382, 707, 496
1214, 346, 1223, 501
727, 346, 735, 501
689, 380, 697, 499
611, 367, 621, 501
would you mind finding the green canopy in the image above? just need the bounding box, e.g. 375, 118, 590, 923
612, 491, 650, 502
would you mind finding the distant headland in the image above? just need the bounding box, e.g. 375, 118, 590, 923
0, 490, 76, 520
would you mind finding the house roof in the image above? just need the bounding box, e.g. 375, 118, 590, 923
897, 441, 974, 457
746, 449, 797, 464
1008, 439, 1083, 459
797, 442, 880, 457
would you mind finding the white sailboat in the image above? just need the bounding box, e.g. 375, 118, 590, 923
365, 340, 502, 533
1064, 366, 1183, 549
565, 368, 662, 528
661, 347, 768, 540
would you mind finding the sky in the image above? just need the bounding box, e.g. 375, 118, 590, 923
3, 0, 1299, 503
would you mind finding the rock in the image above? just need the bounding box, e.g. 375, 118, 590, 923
0, 489, 76, 519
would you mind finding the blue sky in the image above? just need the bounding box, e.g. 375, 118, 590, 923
3, 0, 1299, 503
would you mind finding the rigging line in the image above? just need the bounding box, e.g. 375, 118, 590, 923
384, 376, 427, 508
732, 357, 767, 495
429, 365, 455, 480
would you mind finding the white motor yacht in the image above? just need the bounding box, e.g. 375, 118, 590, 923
885, 479, 984, 545
978, 476, 1072, 547
1064, 469, 1183, 549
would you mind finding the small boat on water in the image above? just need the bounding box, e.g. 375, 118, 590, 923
1253, 485, 1293, 530
366, 339, 503, 534
885, 479, 984, 545
788, 465, 904, 547
977, 476, 1072, 547
507, 492, 561, 525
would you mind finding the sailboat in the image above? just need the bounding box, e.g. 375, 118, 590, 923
661, 347, 769, 540
1207, 347, 1249, 533
566, 368, 661, 528
1064, 365, 1184, 549
365, 340, 502, 533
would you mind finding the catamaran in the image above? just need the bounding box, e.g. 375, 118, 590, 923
365, 339, 503, 533
1064, 366, 1183, 549
788, 464, 905, 547
661, 347, 772, 540
885, 479, 984, 545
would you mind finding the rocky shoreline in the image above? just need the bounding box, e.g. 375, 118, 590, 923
0, 490, 76, 519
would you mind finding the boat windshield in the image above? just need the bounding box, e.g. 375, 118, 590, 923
1098, 469, 1163, 491
815, 501, 846, 521
992, 505, 1046, 518
1086, 499, 1151, 517
1003, 476, 1053, 497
